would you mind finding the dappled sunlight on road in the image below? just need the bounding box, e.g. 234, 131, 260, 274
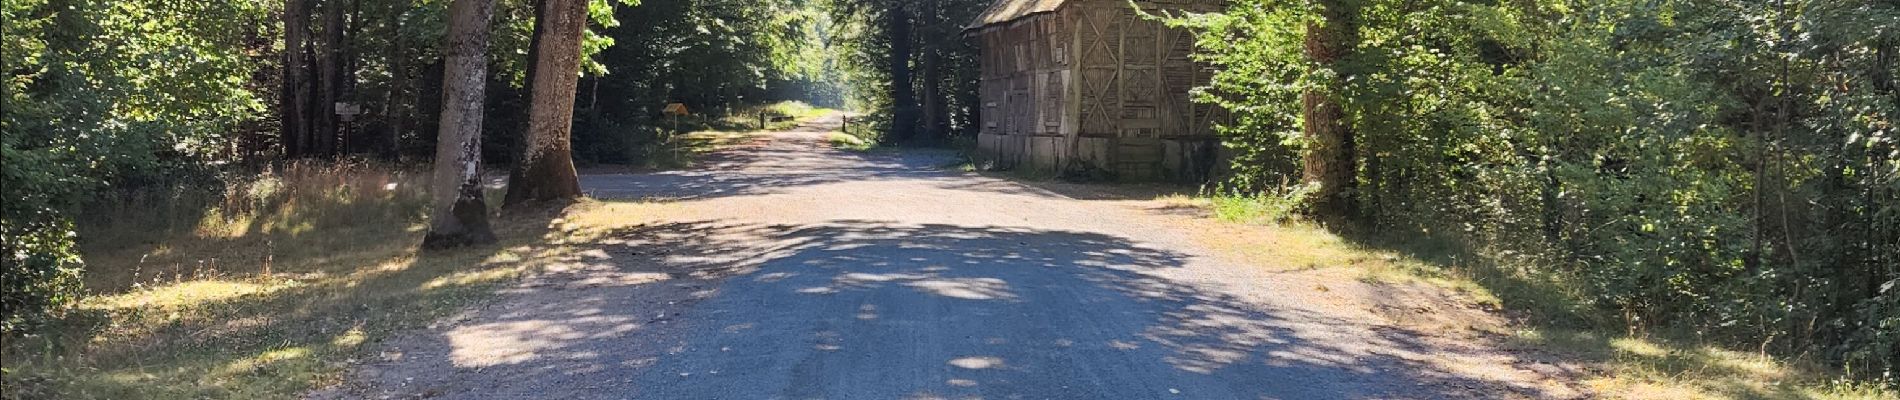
328, 120, 1584, 400
447, 313, 642, 368
360, 219, 1566, 398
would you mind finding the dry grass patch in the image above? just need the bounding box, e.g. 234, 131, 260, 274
1521, 330, 1896, 400
0, 163, 654, 400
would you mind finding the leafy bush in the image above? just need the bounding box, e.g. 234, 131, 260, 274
1178, 0, 1900, 383
2, 0, 268, 332
0, 214, 84, 334
1206, 183, 1317, 225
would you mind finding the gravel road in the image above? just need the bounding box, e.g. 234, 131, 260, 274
318, 113, 1581, 400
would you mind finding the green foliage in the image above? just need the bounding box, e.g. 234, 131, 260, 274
0, 212, 84, 334
827, 0, 988, 143
3, 0, 269, 331
1182, 0, 1900, 384
1162, 0, 1313, 190
1206, 183, 1318, 225
563, 0, 844, 165
827, 131, 874, 151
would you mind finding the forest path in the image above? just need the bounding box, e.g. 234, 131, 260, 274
321, 112, 1580, 399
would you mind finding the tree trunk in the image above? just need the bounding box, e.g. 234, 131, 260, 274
516, 0, 546, 147
920, 43, 948, 144
383, 0, 411, 160
422, 0, 498, 249
884, 1, 918, 144
343, 0, 363, 152
282, 0, 314, 158
315, 0, 347, 156
917, 0, 948, 144
503, 0, 585, 206
1301, 0, 1359, 222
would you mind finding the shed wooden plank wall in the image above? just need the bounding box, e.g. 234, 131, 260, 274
978, 12, 1072, 173
974, 0, 1227, 181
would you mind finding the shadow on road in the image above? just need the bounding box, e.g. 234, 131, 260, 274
371, 218, 1544, 399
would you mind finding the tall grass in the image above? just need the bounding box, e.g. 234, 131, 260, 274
76, 161, 432, 292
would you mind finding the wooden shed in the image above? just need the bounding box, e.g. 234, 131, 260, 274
966, 0, 1227, 181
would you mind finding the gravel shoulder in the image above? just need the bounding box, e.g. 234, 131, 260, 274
314, 113, 1584, 400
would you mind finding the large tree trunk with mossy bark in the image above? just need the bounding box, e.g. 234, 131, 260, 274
1301, 0, 1360, 223
423, 0, 497, 249
503, 0, 584, 205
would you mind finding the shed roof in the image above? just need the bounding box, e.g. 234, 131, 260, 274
965, 0, 1069, 31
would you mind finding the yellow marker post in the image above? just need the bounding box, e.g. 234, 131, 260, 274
662, 103, 689, 133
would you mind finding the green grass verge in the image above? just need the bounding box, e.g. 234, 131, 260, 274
621, 102, 840, 170
709, 101, 838, 132
1151, 191, 1897, 400
826, 132, 875, 152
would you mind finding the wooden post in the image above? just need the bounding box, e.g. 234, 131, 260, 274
759, 111, 766, 130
